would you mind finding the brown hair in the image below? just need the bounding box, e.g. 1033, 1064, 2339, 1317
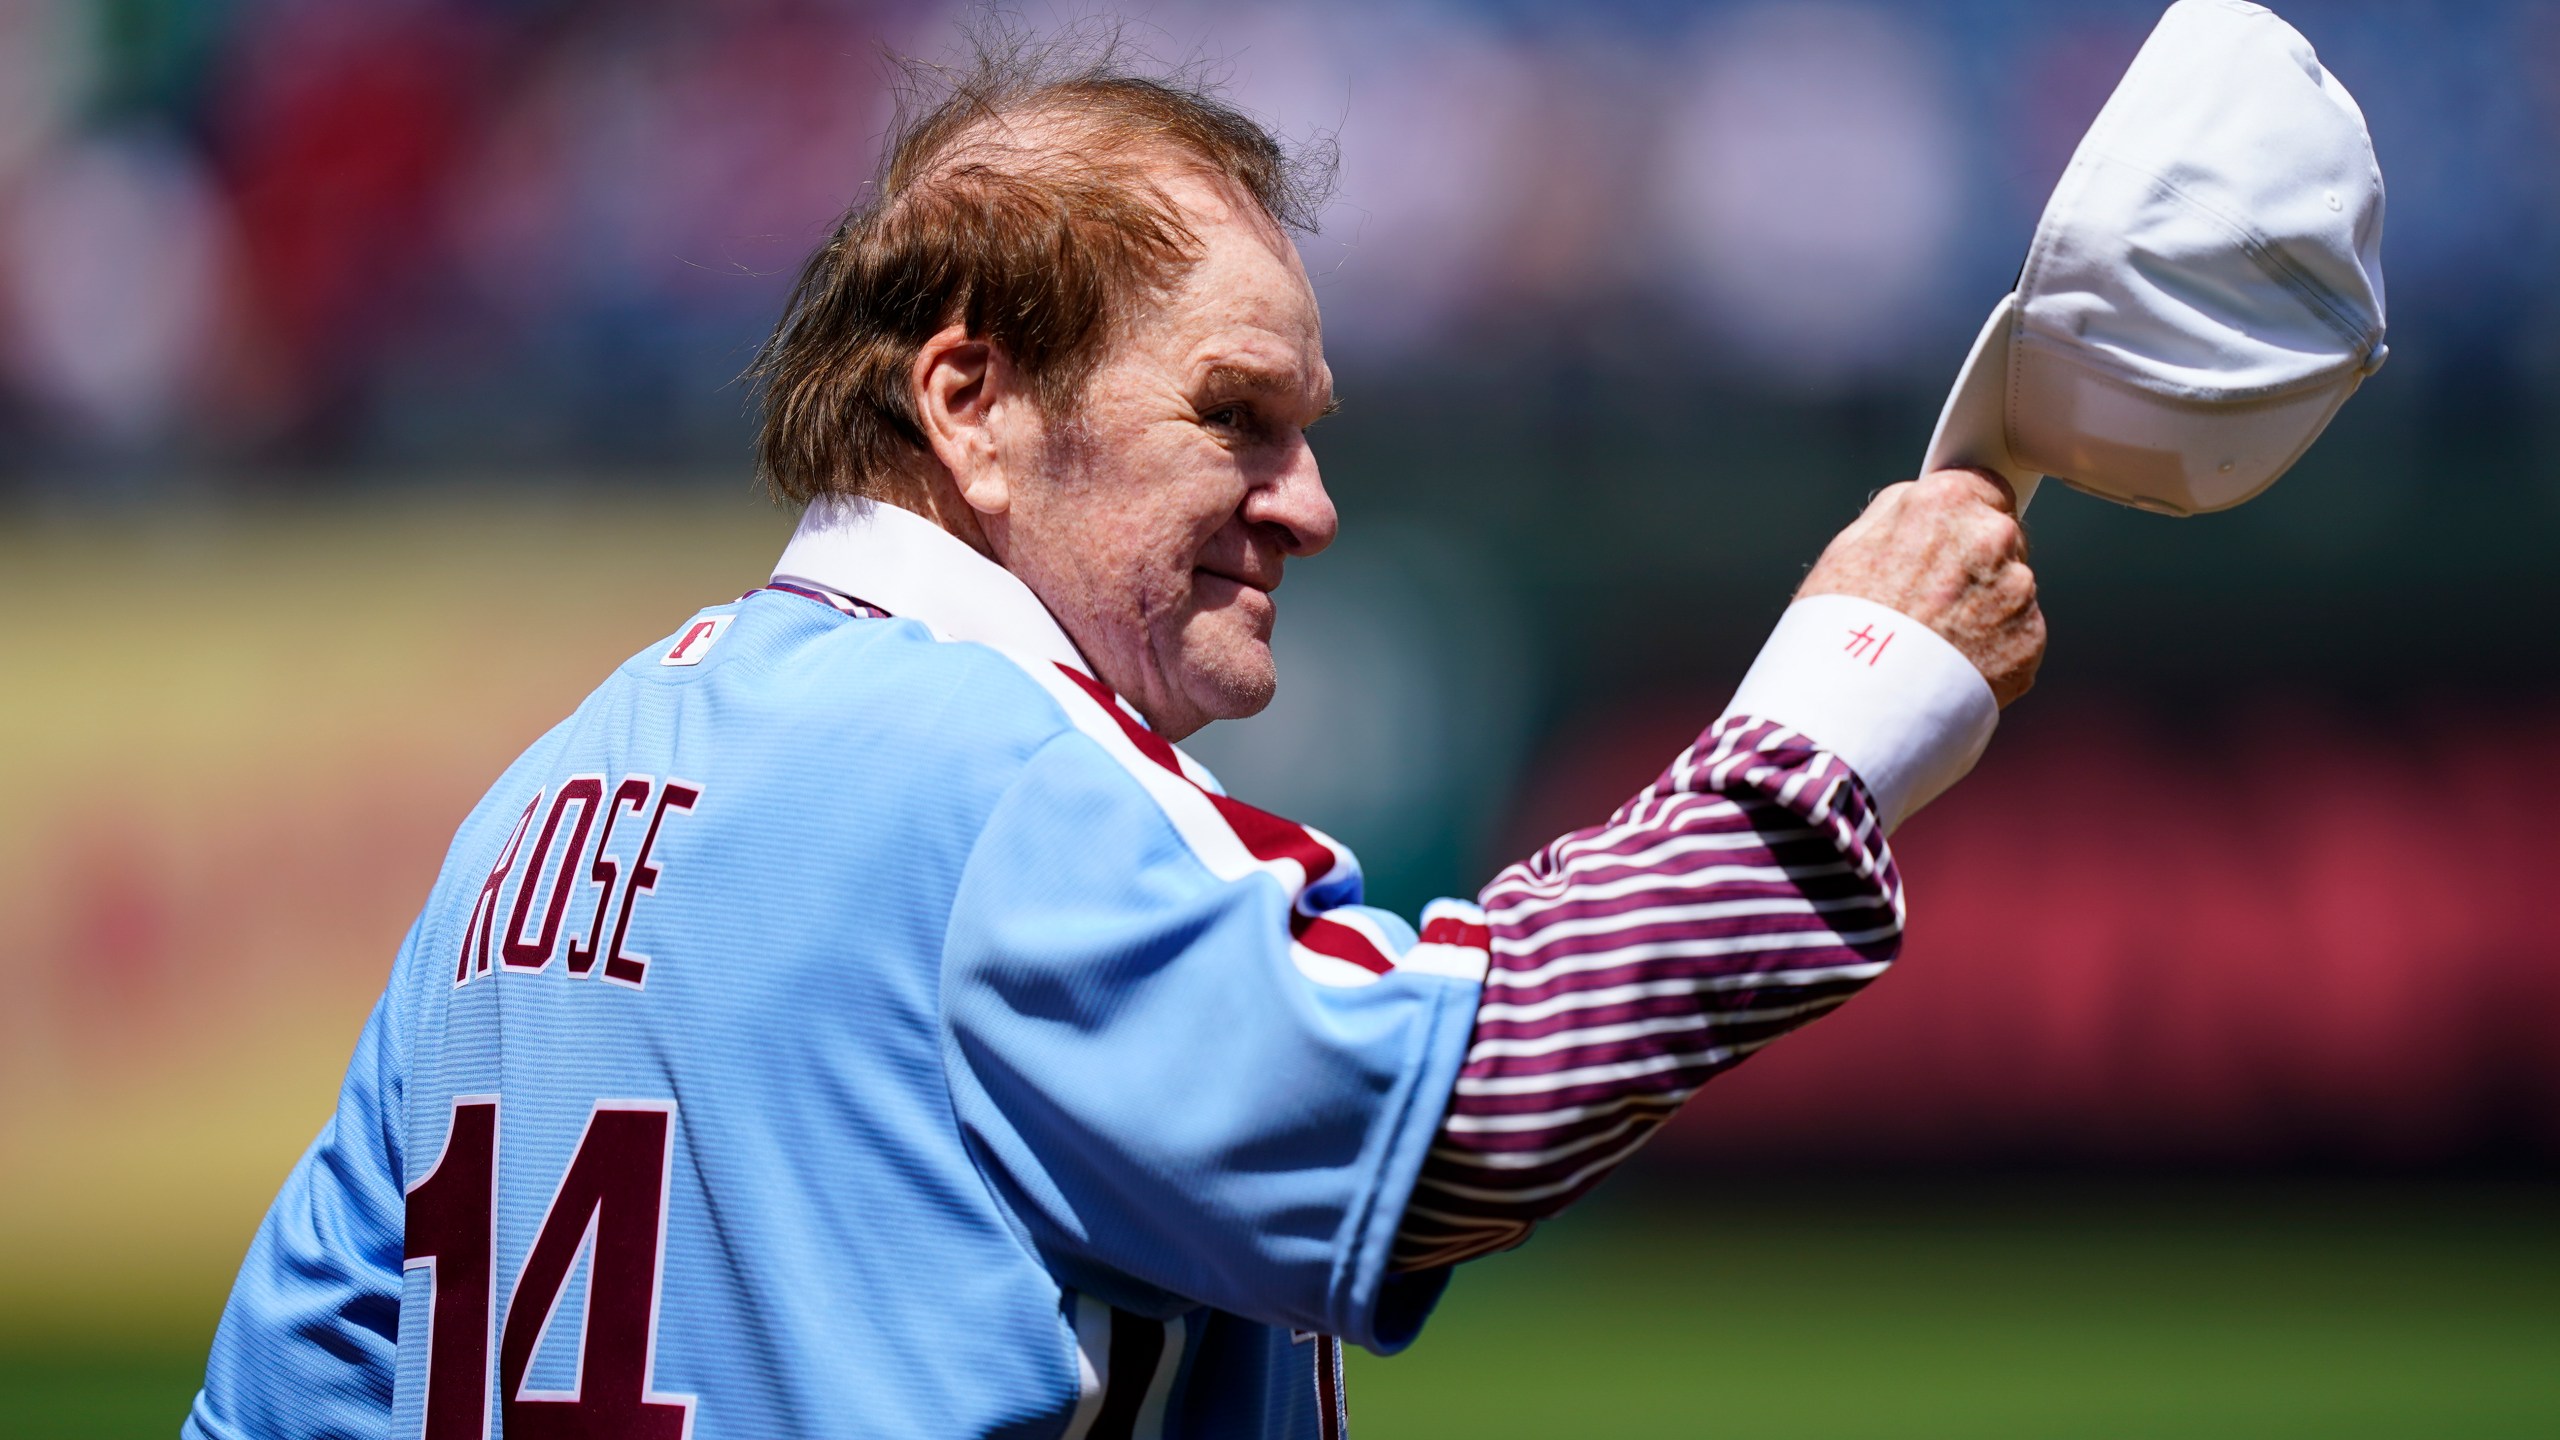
750, 25, 1333, 507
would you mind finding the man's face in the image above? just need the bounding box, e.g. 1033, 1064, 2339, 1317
986, 170, 1338, 741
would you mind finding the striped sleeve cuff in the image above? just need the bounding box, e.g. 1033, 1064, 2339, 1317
1723, 593, 1997, 832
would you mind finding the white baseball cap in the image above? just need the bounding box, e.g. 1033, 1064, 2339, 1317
1923, 0, 2388, 516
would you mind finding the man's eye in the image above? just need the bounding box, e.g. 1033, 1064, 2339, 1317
1203, 404, 1250, 432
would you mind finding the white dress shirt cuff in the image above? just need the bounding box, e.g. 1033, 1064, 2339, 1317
1721, 593, 1998, 833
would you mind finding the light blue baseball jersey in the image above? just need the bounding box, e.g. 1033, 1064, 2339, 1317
187, 502, 1487, 1440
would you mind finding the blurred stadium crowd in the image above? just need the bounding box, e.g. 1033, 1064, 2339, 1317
3, 0, 2558, 481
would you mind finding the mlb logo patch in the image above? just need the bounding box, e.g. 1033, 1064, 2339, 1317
659, 614, 734, 666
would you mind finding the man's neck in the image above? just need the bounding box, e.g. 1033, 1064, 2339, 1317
769, 494, 1087, 677
894, 470, 997, 561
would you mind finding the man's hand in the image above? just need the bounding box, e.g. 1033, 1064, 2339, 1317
1798, 468, 2046, 707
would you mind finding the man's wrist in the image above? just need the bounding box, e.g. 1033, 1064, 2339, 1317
1721, 593, 1998, 832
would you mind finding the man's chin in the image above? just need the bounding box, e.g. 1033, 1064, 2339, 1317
1167, 643, 1277, 738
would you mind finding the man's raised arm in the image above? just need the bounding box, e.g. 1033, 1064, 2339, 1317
1396, 469, 2044, 1268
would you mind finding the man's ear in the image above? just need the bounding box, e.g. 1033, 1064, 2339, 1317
911, 323, 1016, 519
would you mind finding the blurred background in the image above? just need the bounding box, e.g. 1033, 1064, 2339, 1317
5, 0, 2558, 1434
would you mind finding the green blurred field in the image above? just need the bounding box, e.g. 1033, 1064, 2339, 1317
14, 1180, 2554, 1438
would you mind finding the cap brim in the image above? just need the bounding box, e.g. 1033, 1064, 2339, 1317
2007, 352, 2357, 515
1922, 294, 2043, 511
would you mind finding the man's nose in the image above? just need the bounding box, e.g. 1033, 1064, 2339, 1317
1244, 438, 1338, 558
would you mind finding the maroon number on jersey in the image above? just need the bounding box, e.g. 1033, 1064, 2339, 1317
405, 1096, 693, 1439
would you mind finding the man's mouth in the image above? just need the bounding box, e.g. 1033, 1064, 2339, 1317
1194, 564, 1277, 596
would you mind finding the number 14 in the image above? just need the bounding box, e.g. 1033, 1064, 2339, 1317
404, 1097, 694, 1439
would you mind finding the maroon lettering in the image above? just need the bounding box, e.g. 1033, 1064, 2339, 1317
502, 777, 606, 973
405, 1097, 498, 1440
499, 1104, 691, 1438
464, 775, 701, 990
457, 794, 543, 986
603, 781, 701, 989
404, 1098, 693, 1440
567, 777, 654, 978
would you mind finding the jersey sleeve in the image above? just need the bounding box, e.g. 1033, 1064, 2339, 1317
186, 974, 410, 1439
937, 667, 1483, 1354
1390, 716, 1900, 1270
1392, 596, 2000, 1271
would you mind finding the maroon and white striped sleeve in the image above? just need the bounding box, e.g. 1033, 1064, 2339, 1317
1391, 595, 1999, 1271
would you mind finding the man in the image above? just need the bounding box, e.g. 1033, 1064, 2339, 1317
189, 43, 2041, 1440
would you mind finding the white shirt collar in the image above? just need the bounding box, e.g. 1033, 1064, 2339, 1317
771, 498, 1090, 675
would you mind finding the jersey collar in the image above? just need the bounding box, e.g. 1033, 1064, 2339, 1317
771, 498, 1091, 676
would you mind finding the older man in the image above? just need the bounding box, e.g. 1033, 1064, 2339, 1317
188, 45, 2041, 1440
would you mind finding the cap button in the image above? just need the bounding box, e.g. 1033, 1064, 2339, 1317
2359, 341, 2390, 376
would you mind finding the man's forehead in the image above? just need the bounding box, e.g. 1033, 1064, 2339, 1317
1152, 219, 1331, 407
